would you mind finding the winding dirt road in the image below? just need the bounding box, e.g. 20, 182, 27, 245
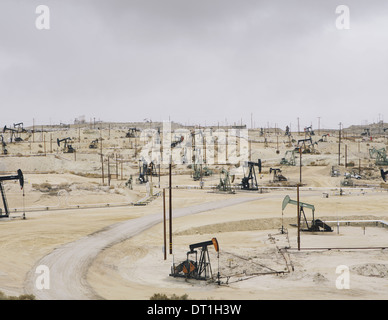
24, 196, 258, 300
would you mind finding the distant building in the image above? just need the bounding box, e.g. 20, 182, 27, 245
74, 115, 86, 124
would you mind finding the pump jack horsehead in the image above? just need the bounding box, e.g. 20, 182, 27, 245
0, 169, 24, 219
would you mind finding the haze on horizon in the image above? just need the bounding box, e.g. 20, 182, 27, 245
1, 0, 387, 130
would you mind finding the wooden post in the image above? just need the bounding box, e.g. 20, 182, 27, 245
297, 184, 301, 251
101, 154, 104, 185
116, 154, 118, 179
100, 130, 104, 184
345, 145, 347, 168
338, 123, 342, 166
204, 133, 207, 164
225, 133, 228, 163
121, 159, 123, 180
249, 139, 252, 161
297, 117, 300, 135
200, 164, 203, 189
108, 156, 110, 186
299, 148, 302, 184
158, 164, 161, 188
163, 188, 167, 260
168, 163, 172, 253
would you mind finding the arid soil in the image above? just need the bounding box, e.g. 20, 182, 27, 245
1, 124, 388, 299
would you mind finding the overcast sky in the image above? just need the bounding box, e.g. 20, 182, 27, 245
1, 0, 387, 130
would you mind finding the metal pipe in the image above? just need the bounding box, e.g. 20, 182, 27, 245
287, 247, 387, 251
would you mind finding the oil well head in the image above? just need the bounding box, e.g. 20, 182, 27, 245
170, 238, 220, 281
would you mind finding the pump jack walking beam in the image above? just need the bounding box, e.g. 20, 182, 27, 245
0, 169, 24, 218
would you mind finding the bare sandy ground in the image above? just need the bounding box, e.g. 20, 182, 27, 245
85, 190, 388, 300
0, 126, 388, 300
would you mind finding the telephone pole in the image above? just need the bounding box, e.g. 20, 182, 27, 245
317, 117, 321, 136
169, 159, 172, 254
338, 122, 342, 165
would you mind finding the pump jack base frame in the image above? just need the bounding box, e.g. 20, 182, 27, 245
0, 213, 26, 220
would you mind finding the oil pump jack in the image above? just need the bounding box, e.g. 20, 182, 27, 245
295, 137, 316, 154
89, 139, 99, 149
270, 168, 287, 182
138, 159, 157, 184
280, 150, 296, 166
241, 159, 261, 190
0, 169, 24, 218
170, 238, 220, 282
57, 137, 75, 153
304, 126, 315, 137
216, 168, 234, 193
282, 195, 332, 232
125, 127, 140, 138
3, 126, 23, 142
13, 122, 27, 134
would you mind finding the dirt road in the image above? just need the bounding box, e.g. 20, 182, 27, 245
24, 196, 258, 300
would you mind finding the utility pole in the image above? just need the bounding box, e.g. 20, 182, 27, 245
158, 164, 161, 188
100, 130, 104, 185
107, 156, 110, 186
297, 117, 300, 136
121, 159, 123, 180
101, 154, 104, 185
297, 183, 301, 251
169, 158, 172, 255
115, 154, 118, 179
163, 188, 167, 260
338, 122, 342, 166
299, 147, 302, 184
317, 117, 321, 136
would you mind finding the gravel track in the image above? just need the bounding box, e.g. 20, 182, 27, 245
24, 196, 257, 300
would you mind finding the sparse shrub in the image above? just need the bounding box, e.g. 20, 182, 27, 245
0, 291, 35, 300
32, 182, 52, 192
150, 293, 189, 300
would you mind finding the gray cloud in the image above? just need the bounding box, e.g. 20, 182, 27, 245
1, 0, 387, 129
